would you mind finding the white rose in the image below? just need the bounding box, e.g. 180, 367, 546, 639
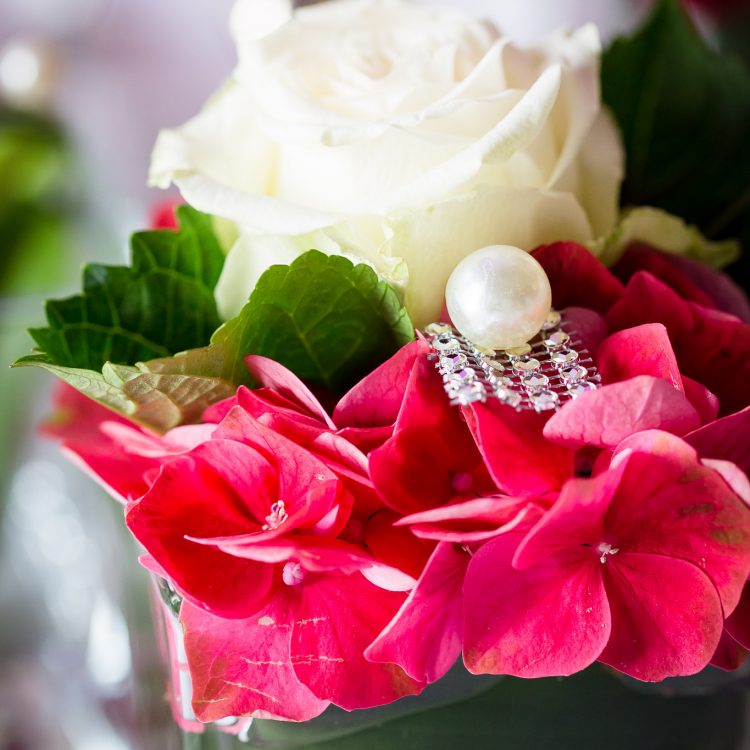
150, 0, 623, 327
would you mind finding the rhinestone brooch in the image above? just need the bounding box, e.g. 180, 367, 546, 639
425, 310, 601, 412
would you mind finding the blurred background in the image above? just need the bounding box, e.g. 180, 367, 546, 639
0, 0, 747, 748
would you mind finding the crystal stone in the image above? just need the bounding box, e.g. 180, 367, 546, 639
522, 373, 550, 391
550, 348, 579, 365
505, 343, 532, 358
512, 357, 541, 373
434, 333, 460, 351
495, 387, 523, 408
560, 364, 588, 383
567, 381, 598, 399
481, 356, 505, 373
530, 390, 559, 411
448, 367, 477, 385
543, 330, 570, 349
452, 382, 486, 405
439, 352, 468, 373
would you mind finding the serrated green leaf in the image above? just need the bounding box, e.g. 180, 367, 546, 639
27, 205, 225, 371
16, 248, 413, 425
212, 250, 415, 392
602, 0, 750, 250
12, 352, 235, 433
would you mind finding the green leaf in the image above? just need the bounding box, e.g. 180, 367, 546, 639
12, 352, 235, 433
15, 248, 413, 428
28, 205, 225, 371
591, 206, 740, 267
602, 0, 750, 248
212, 250, 415, 392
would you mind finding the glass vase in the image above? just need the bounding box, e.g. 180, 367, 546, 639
149, 580, 750, 750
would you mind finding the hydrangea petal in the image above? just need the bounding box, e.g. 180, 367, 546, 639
513, 473, 615, 570
334, 340, 429, 428
681, 377, 719, 425
613, 245, 750, 322
463, 531, 610, 677
289, 573, 425, 709
213, 408, 341, 521
464, 401, 574, 497
560, 306, 607, 355
532, 241, 624, 313
606, 272, 750, 415
244, 355, 335, 428
686, 406, 750, 476
595, 323, 682, 389
397, 496, 531, 543
605, 432, 750, 614
363, 508, 433, 581
543, 376, 700, 449
613, 245, 718, 310
599, 552, 723, 681
126, 445, 277, 618
181, 598, 329, 722
365, 543, 469, 683
725, 584, 750, 651
710, 629, 748, 672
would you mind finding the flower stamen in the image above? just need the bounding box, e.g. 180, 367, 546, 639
597, 542, 619, 564
262, 500, 288, 531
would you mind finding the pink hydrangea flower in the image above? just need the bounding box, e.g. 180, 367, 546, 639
462, 431, 750, 681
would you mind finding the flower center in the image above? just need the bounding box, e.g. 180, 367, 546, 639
282, 561, 306, 587
262, 500, 288, 531
451, 471, 473, 493
597, 542, 619, 564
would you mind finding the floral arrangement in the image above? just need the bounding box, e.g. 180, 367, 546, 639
13, 0, 750, 742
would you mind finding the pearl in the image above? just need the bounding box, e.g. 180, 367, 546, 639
445, 245, 552, 350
